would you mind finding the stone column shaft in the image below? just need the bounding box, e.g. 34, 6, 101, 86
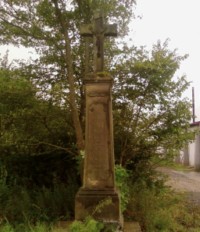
83, 77, 115, 189
75, 74, 122, 227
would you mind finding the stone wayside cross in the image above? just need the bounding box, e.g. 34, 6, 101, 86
75, 11, 123, 231
80, 11, 117, 72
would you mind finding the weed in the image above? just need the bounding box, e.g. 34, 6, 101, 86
128, 181, 200, 231
69, 216, 104, 232
115, 165, 130, 212
0, 223, 14, 232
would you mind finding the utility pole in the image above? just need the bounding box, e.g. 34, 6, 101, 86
192, 87, 195, 123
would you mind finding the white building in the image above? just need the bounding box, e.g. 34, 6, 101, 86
179, 121, 200, 171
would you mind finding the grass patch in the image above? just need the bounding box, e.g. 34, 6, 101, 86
128, 181, 200, 231
155, 159, 195, 172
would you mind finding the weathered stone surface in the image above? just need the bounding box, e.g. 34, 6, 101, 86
75, 74, 122, 226
83, 76, 115, 189
75, 188, 122, 223
80, 11, 117, 72
124, 222, 141, 232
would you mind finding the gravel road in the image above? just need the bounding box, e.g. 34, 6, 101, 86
158, 167, 200, 205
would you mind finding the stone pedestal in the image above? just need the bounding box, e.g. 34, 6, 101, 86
75, 74, 122, 228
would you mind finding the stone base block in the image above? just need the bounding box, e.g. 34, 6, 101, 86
75, 188, 123, 229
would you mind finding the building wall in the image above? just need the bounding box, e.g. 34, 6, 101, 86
179, 124, 200, 171
189, 139, 196, 166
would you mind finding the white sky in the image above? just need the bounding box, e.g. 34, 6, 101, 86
132, 0, 200, 120
0, 0, 200, 120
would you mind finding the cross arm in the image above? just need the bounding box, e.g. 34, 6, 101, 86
80, 24, 93, 37
80, 23, 117, 37
105, 24, 117, 37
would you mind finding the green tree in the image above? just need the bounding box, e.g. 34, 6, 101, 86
0, 54, 79, 191
0, 54, 75, 157
0, 1, 193, 182
112, 41, 194, 180
0, 0, 136, 153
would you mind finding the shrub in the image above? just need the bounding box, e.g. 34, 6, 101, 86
115, 165, 130, 213
69, 217, 104, 232
0, 182, 77, 224
0, 224, 15, 232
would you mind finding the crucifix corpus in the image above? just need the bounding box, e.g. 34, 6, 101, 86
80, 11, 117, 73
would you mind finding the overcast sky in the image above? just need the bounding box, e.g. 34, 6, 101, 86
132, 0, 200, 120
1, 0, 200, 120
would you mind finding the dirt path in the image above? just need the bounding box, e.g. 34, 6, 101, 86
158, 167, 200, 205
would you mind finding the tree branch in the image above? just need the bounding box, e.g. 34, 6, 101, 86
51, 0, 84, 150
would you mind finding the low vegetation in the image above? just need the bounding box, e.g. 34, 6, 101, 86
129, 179, 200, 231
1, 164, 200, 232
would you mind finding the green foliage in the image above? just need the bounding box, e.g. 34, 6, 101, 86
0, 72, 76, 157
156, 159, 195, 172
0, 57, 80, 227
0, 224, 15, 232
69, 216, 104, 232
115, 165, 130, 212
112, 41, 194, 182
0, 0, 194, 177
0, 177, 78, 224
128, 181, 200, 232
0, 222, 51, 232
29, 223, 50, 232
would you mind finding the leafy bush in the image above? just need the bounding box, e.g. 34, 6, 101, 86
0, 181, 78, 224
0, 151, 80, 224
115, 165, 130, 212
0, 222, 51, 232
69, 216, 104, 232
0, 224, 14, 232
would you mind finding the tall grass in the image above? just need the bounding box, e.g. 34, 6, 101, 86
0, 170, 79, 231
128, 181, 200, 231
0, 183, 77, 224
1, 163, 200, 232
0, 222, 51, 232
